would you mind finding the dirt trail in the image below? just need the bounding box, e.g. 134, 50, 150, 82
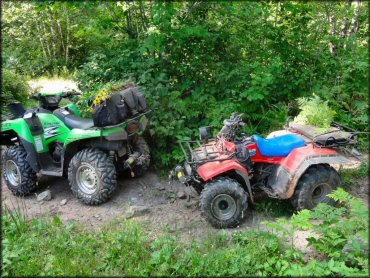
2, 158, 368, 253
1, 170, 274, 241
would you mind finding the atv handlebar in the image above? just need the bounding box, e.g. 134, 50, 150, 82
62, 91, 81, 98
29, 90, 81, 100
217, 113, 245, 141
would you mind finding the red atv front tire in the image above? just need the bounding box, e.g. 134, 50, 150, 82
200, 177, 248, 228
291, 164, 340, 210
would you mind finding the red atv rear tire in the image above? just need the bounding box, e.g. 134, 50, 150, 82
291, 164, 340, 210
200, 177, 248, 228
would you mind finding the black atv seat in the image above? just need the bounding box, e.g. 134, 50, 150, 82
53, 108, 94, 130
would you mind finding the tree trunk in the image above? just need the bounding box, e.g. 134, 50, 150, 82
57, 19, 66, 55
274, 2, 280, 27
34, 19, 48, 62
126, 4, 135, 38
41, 19, 52, 59
48, 11, 57, 60
347, 0, 360, 38
65, 7, 70, 65
139, 0, 149, 31
329, 15, 337, 56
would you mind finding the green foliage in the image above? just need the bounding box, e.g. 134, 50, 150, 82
308, 188, 368, 270
1, 69, 31, 115
4, 195, 368, 277
340, 163, 368, 187
293, 94, 336, 128
255, 199, 294, 217
264, 188, 369, 275
3, 1, 368, 169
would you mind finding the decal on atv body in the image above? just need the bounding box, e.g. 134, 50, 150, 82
44, 126, 65, 139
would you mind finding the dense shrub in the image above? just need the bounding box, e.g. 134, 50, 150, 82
2, 1, 368, 168
1, 69, 30, 115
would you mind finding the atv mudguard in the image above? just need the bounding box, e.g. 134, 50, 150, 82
197, 159, 254, 202
1, 116, 47, 172
266, 145, 351, 199
1, 118, 36, 144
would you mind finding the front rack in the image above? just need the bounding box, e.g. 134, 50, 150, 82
178, 139, 235, 165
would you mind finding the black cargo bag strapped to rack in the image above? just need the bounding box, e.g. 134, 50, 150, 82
92, 92, 127, 127
119, 86, 147, 117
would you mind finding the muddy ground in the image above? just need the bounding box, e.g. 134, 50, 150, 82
2, 170, 276, 241
2, 157, 368, 254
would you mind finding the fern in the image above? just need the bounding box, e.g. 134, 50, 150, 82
293, 94, 336, 128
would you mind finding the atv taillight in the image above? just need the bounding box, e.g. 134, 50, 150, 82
128, 123, 138, 134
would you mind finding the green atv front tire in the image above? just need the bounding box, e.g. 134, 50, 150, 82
68, 148, 117, 205
2, 146, 37, 196
200, 177, 248, 228
291, 164, 340, 210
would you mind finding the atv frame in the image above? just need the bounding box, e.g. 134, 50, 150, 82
172, 113, 359, 228
1, 90, 151, 205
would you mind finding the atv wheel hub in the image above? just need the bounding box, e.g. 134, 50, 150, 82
211, 194, 237, 221
5, 160, 21, 186
311, 183, 330, 204
76, 164, 98, 195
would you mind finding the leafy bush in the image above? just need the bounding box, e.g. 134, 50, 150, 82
293, 94, 336, 128
264, 188, 369, 276
1, 69, 30, 114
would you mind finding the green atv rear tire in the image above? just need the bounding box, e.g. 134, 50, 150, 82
291, 164, 340, 210
200, 177, 248, 228
2, 146, 37, 196
68, 148, 117, 205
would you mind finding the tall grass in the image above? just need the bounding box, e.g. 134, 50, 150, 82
3, 189, 368, 277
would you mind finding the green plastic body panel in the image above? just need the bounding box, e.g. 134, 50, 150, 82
40, 92, 63, 96
37, 113, 70, 152
1, 111, 150, 153
1, 118, 35, 143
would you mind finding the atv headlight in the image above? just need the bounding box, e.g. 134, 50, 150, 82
175, 165, 187, 183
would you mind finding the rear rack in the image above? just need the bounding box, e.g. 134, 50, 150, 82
288, 122, 358, 149
178, 139, 235, 165
312, 130, 358, 148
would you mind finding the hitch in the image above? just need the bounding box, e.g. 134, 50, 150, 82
124, 152, 141, 177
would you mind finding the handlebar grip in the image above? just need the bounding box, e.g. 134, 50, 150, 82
29, 93, 39, 99
62, 91, 81, 97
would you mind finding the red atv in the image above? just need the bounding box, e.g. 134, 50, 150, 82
171, 113, 359, 228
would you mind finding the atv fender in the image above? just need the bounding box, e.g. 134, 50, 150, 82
266, 145, 351, 199
197, 160, 254, 203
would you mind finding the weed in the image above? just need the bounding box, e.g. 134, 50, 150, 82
255, 199, 294, 217
340, 163, 369, 187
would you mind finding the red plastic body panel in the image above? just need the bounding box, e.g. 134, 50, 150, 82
195, 136, 338, 187
247, 143, 285, 164
281, 144, 337, 173
197, 159, 249, 181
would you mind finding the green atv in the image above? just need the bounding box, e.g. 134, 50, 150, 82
1, 91, 151, 205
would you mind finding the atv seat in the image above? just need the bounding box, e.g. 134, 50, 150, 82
252, 134, 306, 157
53, 108, 94, 130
